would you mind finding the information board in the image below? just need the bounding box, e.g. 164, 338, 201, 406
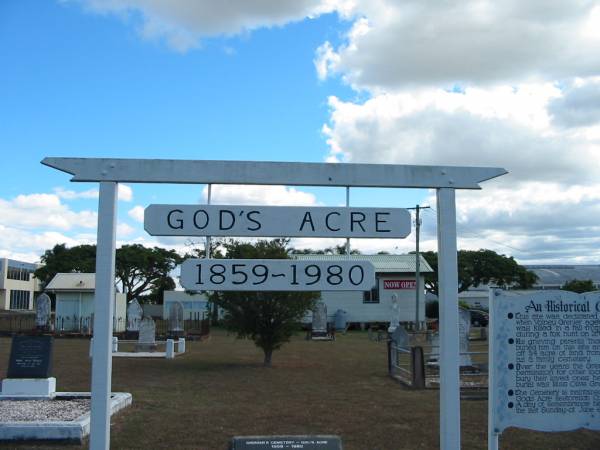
490, 290, 600, 433
180, 259, 375, 291
230, 435, 342, 450
145, 204, 411, 238
7, 335, 54, 379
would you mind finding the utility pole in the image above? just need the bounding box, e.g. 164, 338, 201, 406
408, 204, 430, 330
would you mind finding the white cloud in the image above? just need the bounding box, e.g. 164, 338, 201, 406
75, 0, 345, 51
317, 1, 600, 90
128, 205, 145, 223
201, 185, 318, 206
0, 193, 98, 231
53, 184, 133, 202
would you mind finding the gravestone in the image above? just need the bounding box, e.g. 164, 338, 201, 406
230, 435, 342, 450
428, 310, 472, 367
168, 301, 184, 338
35, 293, 52, 331
126, 299, 143, 335
311, 301, 328, 339
458, 308, 472, 366
388, 294, 400, 332
135, 317, 157, 352
2, 335, 56, 399
7, 335, 53, 378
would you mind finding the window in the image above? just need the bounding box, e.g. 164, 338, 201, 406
7, 266, 32, 281
10, 290, 30, 310
363, 286, 380, 304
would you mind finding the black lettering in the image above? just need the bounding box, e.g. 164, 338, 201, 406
325, 212, 341, 232
246, 210, 261, 231
375, 212, 391, 232
299, 212, 315, 232
167, 209, 183, 229
219, 210, 235, 230
350, 212, 366, 232
193, 210, 209, 229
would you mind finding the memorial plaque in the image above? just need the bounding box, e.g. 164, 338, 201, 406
491, 290, 600, 432
145, 204, 411, 239
230, 435, 342, 450
180, 259, 375, 291
7, 336, 53, 379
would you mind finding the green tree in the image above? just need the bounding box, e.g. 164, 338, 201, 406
561, 279, 595, 293
421, 249, 538, 296
211, 239, 319, 367
35, 243, 182, 302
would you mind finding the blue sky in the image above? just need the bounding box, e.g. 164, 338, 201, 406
1, 1, 600, 264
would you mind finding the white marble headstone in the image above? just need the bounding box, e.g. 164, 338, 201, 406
35, 293, 51, 328
138, 317, 156, 344
127, 299, 143, 332
391, 325, 410, 348
388, 294, 400, 332
169, 302, 184, 332
459, 308, 472, 366
312, 301, 327, 333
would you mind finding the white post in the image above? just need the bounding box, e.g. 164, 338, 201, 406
166, 339, 175, 359
436, 188, 461, 450
90, 181, 118, 450
488, 288, 500, 450
178, 338, 186, 353
345, 187, 350, 258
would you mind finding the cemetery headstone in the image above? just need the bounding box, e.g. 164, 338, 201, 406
135, 317, 157, 352
168, 301, 184, 338
7, 335, 53, 379
458, 308, 472, 366
126, 299, 143, 335
388, 294, 400, 332
230, 435, 342, 450
35, 293, 52, 331
490, 290, 600, 435
311, 301, 328, 339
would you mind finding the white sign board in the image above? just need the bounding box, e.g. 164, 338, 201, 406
180, 259, 375, 291
144, 205, 411, 238
490, 290, 600, 433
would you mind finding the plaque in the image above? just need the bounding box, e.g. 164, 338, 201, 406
491, 290, 600, 433
231, 436, 342, 450
7, 336, 54, 379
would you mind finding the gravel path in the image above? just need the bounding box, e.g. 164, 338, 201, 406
0, 399, 90, 422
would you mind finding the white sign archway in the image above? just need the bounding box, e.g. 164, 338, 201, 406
43, 157, 507, 450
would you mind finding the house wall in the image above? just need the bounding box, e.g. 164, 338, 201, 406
54, 291, 127, 332
163, 291, 209, 320
309, 274, 426, 325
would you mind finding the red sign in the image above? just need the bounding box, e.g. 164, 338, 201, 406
383, 279, 416, 290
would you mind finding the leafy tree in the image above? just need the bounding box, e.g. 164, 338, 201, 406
116, 244, 182, 301
35, 244, 97, 286
562, 279, 595, 294
290, 245, 360, 255
211, 239, 319, 367
34, 243, 182, 302
421, 249, 537, 296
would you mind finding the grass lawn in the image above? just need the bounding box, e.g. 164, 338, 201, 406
1, 330, 599, 449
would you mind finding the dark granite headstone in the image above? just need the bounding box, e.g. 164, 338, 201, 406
231, 436, 342, 450
7, 336, 53, 379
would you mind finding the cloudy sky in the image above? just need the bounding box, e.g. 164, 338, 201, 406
1, 0, 600, 264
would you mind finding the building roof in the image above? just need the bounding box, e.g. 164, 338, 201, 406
292, 254, 433, 273
45, 273, 96, 291
525, 265, 600, 287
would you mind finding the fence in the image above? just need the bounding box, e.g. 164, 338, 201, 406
387, 329, 489, 391
0, 314, 210, 339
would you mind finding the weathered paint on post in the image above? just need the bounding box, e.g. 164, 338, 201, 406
90, 182, 118, 450
436, 188, 461, 450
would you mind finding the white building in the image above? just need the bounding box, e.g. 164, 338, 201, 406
294, 254, 433, 326
45, 273, 127, 332
163, 290, 209, 320
0, 258, 41, 311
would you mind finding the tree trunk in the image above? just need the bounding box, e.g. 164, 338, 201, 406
263, 349, 273, 367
